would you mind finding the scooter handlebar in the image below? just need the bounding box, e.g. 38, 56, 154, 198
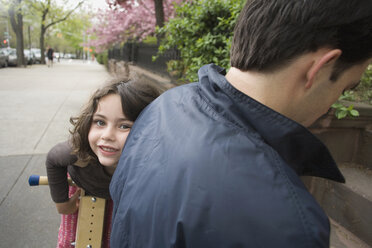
28, 175, 75, 186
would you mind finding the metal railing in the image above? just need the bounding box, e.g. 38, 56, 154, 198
108, 42, 180, 76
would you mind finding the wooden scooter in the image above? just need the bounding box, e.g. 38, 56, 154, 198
29, 175, 107, 248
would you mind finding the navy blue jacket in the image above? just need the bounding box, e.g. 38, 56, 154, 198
110, 64, 345, 248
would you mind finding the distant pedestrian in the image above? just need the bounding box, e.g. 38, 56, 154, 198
47, 46, 54, 67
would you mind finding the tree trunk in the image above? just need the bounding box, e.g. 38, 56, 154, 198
154, 0, 164, 28
40, 26, 46, 64
39, 6, 49, 65
8, 0, 26, 67
76, 49, 81, 59
154, 0, 165, 44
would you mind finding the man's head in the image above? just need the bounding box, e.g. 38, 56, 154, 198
230, 0, 372, 80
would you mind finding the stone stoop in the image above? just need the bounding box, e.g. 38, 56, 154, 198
330, 218, 371, 248
303, 163, 372, 247
306, 101, 372, 248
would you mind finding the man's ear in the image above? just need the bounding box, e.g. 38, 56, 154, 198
305, 49, 342, 89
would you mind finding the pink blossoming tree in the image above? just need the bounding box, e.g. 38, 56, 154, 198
87, 0, 182, 53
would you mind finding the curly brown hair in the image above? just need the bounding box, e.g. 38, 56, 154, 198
69, 77, 164, 165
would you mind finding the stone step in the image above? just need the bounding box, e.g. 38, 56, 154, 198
330, 218, 371, 248
303, 163, 372, 247
339, 163, 372, 202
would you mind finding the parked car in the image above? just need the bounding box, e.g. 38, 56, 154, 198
31, 48, 41, 63
64, 53, 77, 59
54, 52, 61, 61
0, 49, 8, 67
0, 47, 12, 56
24, 49, 36, 65
7, 49, 17, 66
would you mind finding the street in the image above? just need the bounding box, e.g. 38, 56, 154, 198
0, 60, 111, 247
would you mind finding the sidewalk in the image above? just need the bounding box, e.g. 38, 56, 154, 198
0, 60, 110, 247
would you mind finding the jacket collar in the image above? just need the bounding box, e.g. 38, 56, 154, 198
198, 64, 345, 183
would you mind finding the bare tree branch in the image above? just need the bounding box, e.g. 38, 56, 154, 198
44, 1, 83, 30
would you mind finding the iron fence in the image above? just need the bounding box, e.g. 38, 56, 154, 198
108, 42, 180, 76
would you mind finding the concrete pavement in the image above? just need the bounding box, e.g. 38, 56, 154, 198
0, 60, 111, 247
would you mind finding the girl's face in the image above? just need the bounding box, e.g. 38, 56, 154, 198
88, 94, 133, 174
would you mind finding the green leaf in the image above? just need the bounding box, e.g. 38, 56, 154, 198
331, 103, 344, 109
336, 110, 348, 119
350, 109, 359, 117
347, 104, 354, 111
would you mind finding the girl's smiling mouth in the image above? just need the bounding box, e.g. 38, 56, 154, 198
99, 145, 119, 154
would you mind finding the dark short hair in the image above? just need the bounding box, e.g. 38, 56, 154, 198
230, 0, 372, 80
69, 77, 164, 164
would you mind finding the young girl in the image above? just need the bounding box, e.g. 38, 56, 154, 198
45, 77, 163, 248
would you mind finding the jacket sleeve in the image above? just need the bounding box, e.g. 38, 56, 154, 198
45, 141, 77, 203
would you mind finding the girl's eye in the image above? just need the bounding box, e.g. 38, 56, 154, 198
119, 124, 131, 129
94, 120, 105, 126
